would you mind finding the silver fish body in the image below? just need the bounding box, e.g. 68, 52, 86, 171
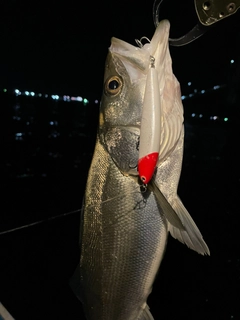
74, 20, 209, 320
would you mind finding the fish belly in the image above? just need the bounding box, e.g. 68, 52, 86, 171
79, 137, 168, 320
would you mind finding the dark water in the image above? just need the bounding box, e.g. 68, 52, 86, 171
1, 90, 240, 319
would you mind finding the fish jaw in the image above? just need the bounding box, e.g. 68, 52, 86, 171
80, 136, 168, 320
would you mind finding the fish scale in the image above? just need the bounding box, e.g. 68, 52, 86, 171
80, 138, 167, 320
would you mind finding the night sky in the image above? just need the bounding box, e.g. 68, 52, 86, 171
1, 0, 240, 98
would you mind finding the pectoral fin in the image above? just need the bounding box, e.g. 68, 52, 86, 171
148, 180, 184, 230
149, 181, 210, 255
169, 196, 210, 255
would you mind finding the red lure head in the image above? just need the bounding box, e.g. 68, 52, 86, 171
138, 152, 159, 184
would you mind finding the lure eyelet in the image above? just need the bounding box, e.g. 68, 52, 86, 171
105, 76, 123, 96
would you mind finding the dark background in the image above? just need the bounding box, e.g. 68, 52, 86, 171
1, 0, 240, 95
1, 0, 240, 319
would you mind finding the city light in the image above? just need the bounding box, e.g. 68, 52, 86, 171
63, 95, 71, 101
51, 95, 59, 100
2, 85, 231, 124
49, 121, 58, 126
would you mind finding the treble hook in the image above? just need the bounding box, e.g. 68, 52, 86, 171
153, 0, 240, 46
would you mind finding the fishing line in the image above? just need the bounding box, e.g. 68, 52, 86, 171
0, 208, 81, 236
101, 190, 141, 205
1, 181, 149, 235
85, 181, 149, 211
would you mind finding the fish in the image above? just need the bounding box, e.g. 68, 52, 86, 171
70, 19, 210, 320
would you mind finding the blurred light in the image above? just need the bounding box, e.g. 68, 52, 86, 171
199, 114, 203, 118
230, 59, 234, 64
213, 85, 220, 90
30, 91, 35, 96
213, 116, 218, 120
201, 90, 205, 94
25, 91, 30, 96
189, 93, 193, 98
45, 94, 48, 98
15, 89, 21, 96
13, 116, 21, 121
38, 93, 42, 97
63, 95, 70, 101
191, 113, 196, 117
48, 131, 60, 138
15, 132, 24, 141
3, 88, 7, 92
76, 96, 83, 102
83, 98, 89, 104
26, 121, 30, 125
49, 121, 58, 126
51, 95, 59, 100
224, 117, 228, 121
188, 82, 192, 86
95, 100, 99, 104
194, 89, 197, 93
181, 95, 186, 100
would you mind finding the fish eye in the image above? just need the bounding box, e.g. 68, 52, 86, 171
105, 76, 122, 96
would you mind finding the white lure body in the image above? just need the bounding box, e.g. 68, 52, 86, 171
138, 62, 161, 184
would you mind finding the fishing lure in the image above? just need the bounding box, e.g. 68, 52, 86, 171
138, 55, 161, 184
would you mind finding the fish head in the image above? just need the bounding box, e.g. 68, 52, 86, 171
99, 20, 183, 176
